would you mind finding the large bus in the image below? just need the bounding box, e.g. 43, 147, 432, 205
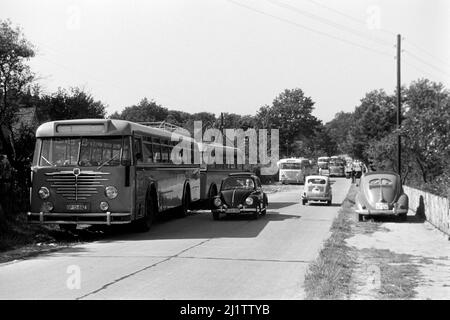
198, 142, 246, 207
317, 156, 330, 176
277, 158, 312, 184
27, 119, 201, 231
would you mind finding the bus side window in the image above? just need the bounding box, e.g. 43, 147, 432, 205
134, 137, 143, 163
153, 139, 161, 163
143, 141, 153, 163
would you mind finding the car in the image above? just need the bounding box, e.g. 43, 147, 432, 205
355, 171, 409, 221
211, 173, 268, 220
301, 175, 332, 206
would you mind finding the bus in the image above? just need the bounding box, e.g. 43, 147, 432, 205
317, 156, 330, 176
329, 156, 346, 177
277, 158, 312, 184
198, 142, 247, 208
27, 119, 201, 231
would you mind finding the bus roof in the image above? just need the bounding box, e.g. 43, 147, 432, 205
36, 119, 188, 140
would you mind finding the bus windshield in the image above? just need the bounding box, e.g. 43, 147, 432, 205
38, 136, 131, 167
280, 163, 302, 170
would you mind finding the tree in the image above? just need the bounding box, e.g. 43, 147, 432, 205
38, 87, 106, 121
347, 89, 397, 160
0, 19, 35, 162
110, 98, 168, 123
325, 111, 354, 155
255, 88, 321, 156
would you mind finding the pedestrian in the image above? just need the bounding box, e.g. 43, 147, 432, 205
0, 154, 13, 215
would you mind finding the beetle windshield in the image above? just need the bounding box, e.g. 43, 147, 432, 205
38, 136, 131, 167
222, 177, 255, 190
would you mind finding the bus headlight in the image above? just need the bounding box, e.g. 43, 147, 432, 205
100, 201, 109, 211
42, 201, 53, 212
245, 197, 254, 206
213, 197, 222, 207
38, 187, 50, 199
105, 186, 118, 199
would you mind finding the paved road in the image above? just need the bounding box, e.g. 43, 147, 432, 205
0, 178, 351, 299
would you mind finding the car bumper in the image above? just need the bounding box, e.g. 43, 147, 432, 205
212, 207, 259, 214
27, 212, 132, 225
355, 208, 408, 215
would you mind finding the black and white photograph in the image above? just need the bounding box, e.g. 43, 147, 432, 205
0, 0, 449, 306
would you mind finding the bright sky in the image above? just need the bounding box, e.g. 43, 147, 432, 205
1, 0, 449, 122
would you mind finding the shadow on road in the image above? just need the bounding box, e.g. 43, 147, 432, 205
268, 202, 298, 209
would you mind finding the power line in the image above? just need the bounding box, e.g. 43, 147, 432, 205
404, 50, 450, 78
267, 0, 393, 48
225, 0, 393, 58
404, 39, 450, 69
302, 0, 396, 37
303, 0, 450, 71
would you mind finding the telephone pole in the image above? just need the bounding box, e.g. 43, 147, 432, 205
396, 34, 402, 177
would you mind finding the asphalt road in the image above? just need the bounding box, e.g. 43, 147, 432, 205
0, 178, 351, 300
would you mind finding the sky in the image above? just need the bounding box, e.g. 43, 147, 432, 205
1, 0, 449, 123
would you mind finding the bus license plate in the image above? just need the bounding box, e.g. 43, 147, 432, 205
375, 203, 389, 210
66, 203, 89, 211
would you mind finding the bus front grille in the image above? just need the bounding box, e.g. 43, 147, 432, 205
45, 170, 110, 201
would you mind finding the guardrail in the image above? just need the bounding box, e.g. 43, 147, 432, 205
404, 185, 450, 237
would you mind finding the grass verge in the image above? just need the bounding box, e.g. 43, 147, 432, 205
303, 184, 357, 299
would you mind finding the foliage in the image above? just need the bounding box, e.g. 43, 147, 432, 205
0, 20, 35, 127
255, 88, 323, 157
37, 87, 106, 121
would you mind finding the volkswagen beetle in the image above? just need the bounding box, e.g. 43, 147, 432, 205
212, 173, 268, 220
355, 171, 409, 221
301, 175, 332, 206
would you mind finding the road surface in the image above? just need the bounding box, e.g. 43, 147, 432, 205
0, 178, 351, 299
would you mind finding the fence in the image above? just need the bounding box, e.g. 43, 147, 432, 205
404, 185, 450, 236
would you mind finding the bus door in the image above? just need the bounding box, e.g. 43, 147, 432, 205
133, 134, 146, 219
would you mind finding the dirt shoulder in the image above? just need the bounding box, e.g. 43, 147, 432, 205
304, 183, 450, 300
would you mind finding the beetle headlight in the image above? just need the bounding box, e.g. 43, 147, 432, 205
42, 201, 53, 212
245, 197, 254, 205
100, 201, 109, 211
38, 187, 50, 199
105, 186, 118, 199
213, 197, 222, 207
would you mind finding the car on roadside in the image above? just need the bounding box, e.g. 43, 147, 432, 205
211, 173, 268, 220
301, 175, 332, 206
355, 171, 409, 221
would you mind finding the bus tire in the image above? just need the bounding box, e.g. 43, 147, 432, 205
177, 185, 191, 218
134, 190, 157, 232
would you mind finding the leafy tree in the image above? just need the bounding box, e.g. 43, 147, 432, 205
0, 20, 34, 163
347, 89, 397, 160
111, 98, 168, 122
255, 88, 321, 156
325, 111, 353, 155
37, 87, 106, 121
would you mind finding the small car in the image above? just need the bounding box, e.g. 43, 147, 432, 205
355, 171, 409, 221
301, 175, 332, 206
212, 173, 268, 220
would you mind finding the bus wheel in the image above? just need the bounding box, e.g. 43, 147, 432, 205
134, 193, 157, 232
177, 186, 191, 218
59, 224, 77, 232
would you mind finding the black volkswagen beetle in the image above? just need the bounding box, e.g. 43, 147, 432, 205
212, 173, 268, 220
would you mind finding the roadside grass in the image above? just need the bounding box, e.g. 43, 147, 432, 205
0, 213, 106, 263
303, 184, 357, 299
304, 182, 423, 300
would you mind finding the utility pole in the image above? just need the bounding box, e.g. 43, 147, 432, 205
396, 34, 402, 177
